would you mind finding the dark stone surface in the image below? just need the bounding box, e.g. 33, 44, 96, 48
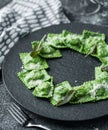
1, 0, 108, 130
48, 49, 100, 86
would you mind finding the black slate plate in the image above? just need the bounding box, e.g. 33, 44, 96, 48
2, 23, 108, 121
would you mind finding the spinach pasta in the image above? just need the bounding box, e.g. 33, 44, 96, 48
18, 30, 108, 106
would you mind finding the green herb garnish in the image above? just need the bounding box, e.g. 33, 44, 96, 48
30, 35, 46, 57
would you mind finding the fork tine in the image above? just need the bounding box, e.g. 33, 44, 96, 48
7, 107, 23, 125
7, 103, 27, 125
12, 103, 28, 120
8, 103, 51, 130
11, 103, 27, 121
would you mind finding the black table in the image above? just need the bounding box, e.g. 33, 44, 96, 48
1, 0, 108, 130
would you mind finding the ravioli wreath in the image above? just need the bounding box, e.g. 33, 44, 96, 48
18, 30, 108, 106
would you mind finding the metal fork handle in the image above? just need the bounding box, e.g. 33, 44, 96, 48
27, 122, 51, 130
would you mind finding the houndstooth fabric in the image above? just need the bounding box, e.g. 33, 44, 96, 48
0, 0, 70, 69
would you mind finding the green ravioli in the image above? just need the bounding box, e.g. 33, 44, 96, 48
51, 81, 74, 106
70, 77, 108, 104
82, 30, 106, 40
19, 53, 48, 70
33, 79, 54, 98
96, 43, 108, 60
18, 69, 51, 89
70, 81, 94, 104
46, 33, 67, 48
32, 41, 62, 58
95, 66, 108, 79
18, 29, 108, 106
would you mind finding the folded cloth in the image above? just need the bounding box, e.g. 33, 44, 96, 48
0, 0, 70, 69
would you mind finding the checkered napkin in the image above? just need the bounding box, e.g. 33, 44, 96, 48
0, 0, 69, 69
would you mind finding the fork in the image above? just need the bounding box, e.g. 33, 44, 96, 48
7, 102, 51, 130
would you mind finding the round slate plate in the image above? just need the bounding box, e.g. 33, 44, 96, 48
2, 23, 108, 121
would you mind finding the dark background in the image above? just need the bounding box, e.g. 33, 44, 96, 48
1, 0, 108, 130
